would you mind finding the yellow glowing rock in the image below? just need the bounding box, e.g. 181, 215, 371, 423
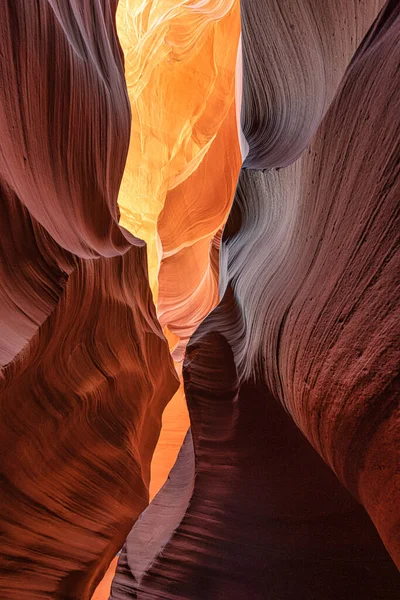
116, 0, 240, 301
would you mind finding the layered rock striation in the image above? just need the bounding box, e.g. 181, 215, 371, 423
0, 2, 178, 598
0, 0, 399, 599
111, 1, 400, 597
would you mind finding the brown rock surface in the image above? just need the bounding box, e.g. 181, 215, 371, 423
1, 0, 399, 598
0, 2, 178, 598
240, 0, 384, 168
111, 1, 400, 597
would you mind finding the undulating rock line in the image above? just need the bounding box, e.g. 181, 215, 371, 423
146, 360, 191, 502
116, 0, 241, 352
113, 313, 399, 598
0, 2, 178, 598
240, 0, 385, 168
0, 248, 178, 600
0, 183, 76, 366
226, 0, 400, 563
99, 7, 243, 589
157, 101, 241, 360
111, 1, 400, 597
0, 0, 136, 366
111, 432, 195, 599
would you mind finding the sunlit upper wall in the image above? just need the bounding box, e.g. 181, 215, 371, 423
116, 0, 240, 300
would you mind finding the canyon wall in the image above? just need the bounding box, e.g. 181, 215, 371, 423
0, 1, 398, 599
111, 1, 400, 598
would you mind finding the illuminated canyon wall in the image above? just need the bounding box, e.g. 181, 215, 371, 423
0, 1, 399, 599
111, 0, 400, 598
116, 0, 241, 358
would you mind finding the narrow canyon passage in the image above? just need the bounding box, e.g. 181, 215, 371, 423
0, 1, 398, 599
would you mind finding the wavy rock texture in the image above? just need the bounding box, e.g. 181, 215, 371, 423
157, 101, 241, 358
112, 320, 399, 598
0, 183, 76, 366
92, 558, 119, 600
111, 432, 195, 599
0, 1, 178, 599
0, 247, 179, 600
111, 1, 400, 597
240, 0, 385, 168
116, 0, 241, 350
0, 0, 138, 367
1, 0, 399, 599
225, 0, 400, 563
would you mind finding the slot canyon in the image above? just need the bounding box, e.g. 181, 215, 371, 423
0, 1, 399, 599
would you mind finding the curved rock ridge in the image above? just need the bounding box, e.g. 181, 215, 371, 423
157, 102, 241, 357
149, 367, 190, 500
1, 0, 399, 598
116, 0, 241, 331
92, 558, 119, 600
0, 1, 179, 598
240, 0, 384, 169
98, 430, 194, 600
0, 0, 144, 367
223, 0, 400, 563
0, 246, 178, 600
110, 431, 194, 599
111, 298, 400, 598
1, 0, 241, 597
0, 0, 136, 257
0, 183, 76, 366
111, 1, 400, 597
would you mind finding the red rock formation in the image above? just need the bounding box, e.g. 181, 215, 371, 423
111, 432, 195, 599
230, 0, 400, 564
0, 2, 178, 598
111, 1, 400, 597
111, 322, 399, 598
240, 0, 385, 168
0, 0, 134, 258
1, 0, 399, 598
0, 183, 76, 366
92, 558, 119, 600
0, 247, 178, 600
148, 370, 190, 501
0, 0, 138, 367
